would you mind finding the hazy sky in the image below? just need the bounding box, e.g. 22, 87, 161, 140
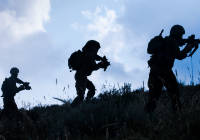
0, 0, 200, 108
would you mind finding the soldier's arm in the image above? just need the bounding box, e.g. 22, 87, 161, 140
91, 55, 104, 70
92, 61, 106, 71
16, 85, 25, 93
93, 55, 110, 71
176, 50, 187, 60
92, 63, 101, 71
16, 78, 24, 84
176, 43, 193, 60
95, 55, 103, 61
94, 62, 108, 71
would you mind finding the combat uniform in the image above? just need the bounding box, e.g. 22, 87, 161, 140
71, 53, 105, 106
2, 77, 25, 113
147, 36, 189, 112
70, 40, 110, 107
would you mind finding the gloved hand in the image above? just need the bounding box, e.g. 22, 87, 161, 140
101, 56, 110, 71
23, 82, 32, 90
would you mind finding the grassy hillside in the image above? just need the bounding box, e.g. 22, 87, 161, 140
0, 83, 200, 140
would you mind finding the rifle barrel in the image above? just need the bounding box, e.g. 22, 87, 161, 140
182, 39, 200, 44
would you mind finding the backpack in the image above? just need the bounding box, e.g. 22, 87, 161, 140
1, 78, 8, 97
68, 50, 83, 71
147, 29, 165, 54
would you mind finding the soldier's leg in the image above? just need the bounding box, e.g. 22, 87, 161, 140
11, 98, 18, 111
3, 98, 18, 116
85, 79, 96, 101
71, 73, 87, 107
3, 98, 9, 114
163, 70, 181, 111
145, 71, 163, 112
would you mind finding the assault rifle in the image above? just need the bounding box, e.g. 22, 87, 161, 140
100, 56, 110, 71
182, 34, 200, 57
23, 82, 32, 90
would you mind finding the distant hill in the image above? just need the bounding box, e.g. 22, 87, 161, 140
0, 83, 200, 140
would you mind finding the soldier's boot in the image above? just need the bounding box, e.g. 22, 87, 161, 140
71, 95, 84, 107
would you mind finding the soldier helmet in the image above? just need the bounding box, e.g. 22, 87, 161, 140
170, 25, 185, 37
82, 40, 100, 52
10, 67, 19, 75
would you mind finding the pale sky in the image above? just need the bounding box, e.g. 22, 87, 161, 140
0, 0, 200, 108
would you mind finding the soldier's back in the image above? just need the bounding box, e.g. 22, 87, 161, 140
149, 36, 180, 69
1, 77, 17, 98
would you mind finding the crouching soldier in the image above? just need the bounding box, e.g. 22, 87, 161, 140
68, 40, 110, 107
1, 67, 31, 114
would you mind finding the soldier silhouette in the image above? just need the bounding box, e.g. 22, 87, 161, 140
1, 67, 31, 115
145, 25, 199, 112
68, 40, 110, 107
